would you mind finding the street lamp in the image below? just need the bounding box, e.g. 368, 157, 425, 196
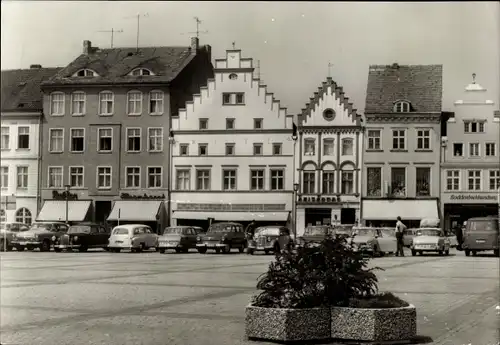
168, 131, 175, 227
293, 183, 299, 240
64, 184, 70, 225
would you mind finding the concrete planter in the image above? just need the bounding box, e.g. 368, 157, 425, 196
331, 304, 417, 343
245, 304, 331, 342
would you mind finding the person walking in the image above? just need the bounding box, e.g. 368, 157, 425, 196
395, 216, 406, 257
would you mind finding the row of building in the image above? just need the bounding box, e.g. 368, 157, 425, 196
1, 37, 499, 235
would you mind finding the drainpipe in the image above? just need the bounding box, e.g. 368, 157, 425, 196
36, 112, 43, 219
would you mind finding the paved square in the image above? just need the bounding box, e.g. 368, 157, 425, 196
1, 249, 499, 345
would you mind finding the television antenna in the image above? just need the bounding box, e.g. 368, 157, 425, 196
124, 13, 150, 51
97, 28, 124, 48
181, 17, 208, 39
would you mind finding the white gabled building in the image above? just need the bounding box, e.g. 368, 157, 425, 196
170, 48, 295, 230
295, 77, 363, 235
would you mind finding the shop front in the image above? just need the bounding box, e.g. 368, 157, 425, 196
107, 200, 167, 234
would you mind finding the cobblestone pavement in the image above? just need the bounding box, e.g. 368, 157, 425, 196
1, 248, 499, 345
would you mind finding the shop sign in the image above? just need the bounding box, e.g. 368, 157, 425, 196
449, 194, 498, 201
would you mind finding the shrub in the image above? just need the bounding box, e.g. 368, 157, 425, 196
348, 292, 410, 309
251, 234, 384, 309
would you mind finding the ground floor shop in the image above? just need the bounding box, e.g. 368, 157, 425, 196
0, 195, 38, 224
361, 198, 440, 228
107, 200, 168, 234
296, 202, 360, 237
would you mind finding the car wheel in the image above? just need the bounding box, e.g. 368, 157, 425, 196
247, 248, 254, 255
465, 249, 470, 256
183, 247, 189, 253
159, 248, 165, 254
494, 249, 499, 257
411, 250, 416, 256
445, 250, 450, 256
264, 249, 270, 255
197, 248, 207, 254
175, 248, 181, 253
103, 247, 109, 251
438, 250, 443, 256
15, 245, 25, 251
54, 247, 62, 253
222, 245, 230, 254
114, 248, 121, 253
238, 245, 244, 253
78, 245, 88, 253
215, 248, 221, 254
472, 251, 477, 256
40, 240, 51, 252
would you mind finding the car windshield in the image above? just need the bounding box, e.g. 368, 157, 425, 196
163, 227, 187, 235
256, 227, 280, 236
305, 226, 329, 236
354, 228, 377, 237
30, 223, 54, 231
468, 220, 498, 232
208, 223, 241, 233
416, 229, 442, 237
69, 226, 91, 234
113, 228, 129, 235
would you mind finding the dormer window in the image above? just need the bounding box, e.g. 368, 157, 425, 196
130, 68, 154, 76
393, 101, 411, 113
74, 69, 98, 77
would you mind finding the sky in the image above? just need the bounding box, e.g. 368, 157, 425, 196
1, 1, 499, 114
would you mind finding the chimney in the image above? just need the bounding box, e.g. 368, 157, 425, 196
191, 37, 199, 53
30, 64, 42, 69
83, 40, 92, 55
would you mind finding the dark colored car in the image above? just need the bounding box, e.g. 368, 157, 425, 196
53, 223, 110, 252
158, 226, 198, 253
247, 226, 293, 255
296, 225, 333, 247
196, 222, 246, 254
11, 222, 68, 251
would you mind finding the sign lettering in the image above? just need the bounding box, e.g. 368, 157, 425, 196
449, 194, 497, 201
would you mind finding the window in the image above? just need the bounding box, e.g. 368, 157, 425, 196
453, 143, 463, 157
391, 167, 406, 197
392, 129, 406, 150
303, 172, 315, 194
250, 170, 264, 190
15, 208, 32, 225
464, 121, 485, 133
323, 139, 334, 155
304, 139, 315, 155
416, 167, 431, 196
467, 170, 481, 191
196, 170, 211, 190
225, 143, 235, 156
131, 68, 153, 76
223, 93, 231, 104
145, 128, 162, 152
149, 91, 164, 114
69, 167, 84, 188
198, 144, 208, 156
341, 171, 354, 194
16, 166, 28, 188
97, 167, 112, 189
48, 166, 63, 188
71, 92, 85, 115
49, 129, 64, 152
75, 69, 97, 77
416, 129, 431, 150
469, 143, 480, 157
322, 171, 335, 194
367, 130, 381, 150
254, 119, 263, 129
126, 167, 141, 188
99, 91, 114, 115
50, 92, 65, 115
222, 93, 245, 105
367, 167, 382, 197
126, 128, 141, 152
98, 128, 113, 152
223, 169, 237, 190
270, 169, 284, 190
1, 127, 9, 149
253, 143, 263, 155
489, 170, 500, 190
323, 108, 336, 121
226, 118, 235, 129
176, 170, 190, 190
446, 170, 460, 191
393, 101, 410, 113
17, 127, 29, 149
148, 167, 162, 188
272, 143, 282, 155
236, 93, 245, 104
180, 144, 189, 156
127, 91, 142, 115
342, 138, 353, 155
486, 143, 496, 156
70, 128, 85, 152
199, 119, 208, 130
1, 166, 9, 189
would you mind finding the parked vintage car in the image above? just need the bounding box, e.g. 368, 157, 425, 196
0, 222, 30, 251
53, 223, 110, 252
11, 222, 68, 251
108, 224, 158, 253
350, 227, 397, 256
331, 224, 354, 237
296, 225, 333, 247
247, 226, 293, 255
411, 228, 450, 256
196, 222, 246, 254
158, 226, 198, 253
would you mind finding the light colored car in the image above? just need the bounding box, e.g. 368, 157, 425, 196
411, 228, 450, 256
350, 227, 397, 256
0, 222, 30, 251
108, 224, 158, 253
247, 226, 292, 255
403, 228, 417, 247
158, 226, 198, 253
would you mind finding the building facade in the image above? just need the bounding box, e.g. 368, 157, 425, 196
361, 64, 443, 228
295, 77, 363, 235
440, 75, 500, 230
170, 48, 294, 230
38, 38, 213, 231
1, 66, 61, 224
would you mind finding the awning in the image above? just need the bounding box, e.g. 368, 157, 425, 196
172, 211, 290, 222
362, 199, 439, 220
107, 200, 163, 221
37, 200, 91, 222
